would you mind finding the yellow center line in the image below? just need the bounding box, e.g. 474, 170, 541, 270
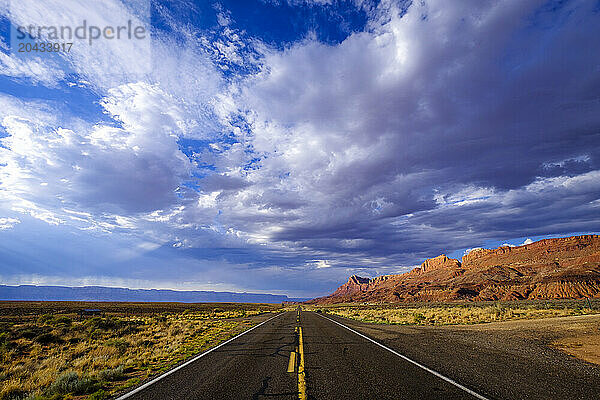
288, 326, 299, 373
298, 326, 307, 400
287, 350, 297, 373
288, 310, 307, 400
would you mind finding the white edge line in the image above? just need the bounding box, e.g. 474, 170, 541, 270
115, 312, 283, 399
317, 313, 490, 400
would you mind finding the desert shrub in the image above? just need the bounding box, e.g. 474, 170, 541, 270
34, 333, 62, 345
85, 318, 142, 337
88, 389, 108, 400
37, 314, 55, 325
413, 312, 426, 324
83, 317, 102, 330
168, 325, 182, 337
18, 325, 47, 340
98, 366, 125, 382
24, 394, 62, 400
48, 372, 99, 395
0, 385, 26, 400
88, 329, 103, 340
105, 339, 129, 354
84, 317, 124, 333
51, 317, 72, 327
116, 323, 142, 336
0, 332, 11, 350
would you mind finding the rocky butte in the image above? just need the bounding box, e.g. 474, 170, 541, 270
309, 235, 600, 304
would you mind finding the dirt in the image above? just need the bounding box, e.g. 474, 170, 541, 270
548, 316, 600, 365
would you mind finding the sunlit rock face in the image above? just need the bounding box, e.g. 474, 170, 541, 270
310, 235, 600, 304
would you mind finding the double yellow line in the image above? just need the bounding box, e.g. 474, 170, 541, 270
288, 309, 307, 400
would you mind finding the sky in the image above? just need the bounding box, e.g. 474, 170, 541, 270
0, 0, 599, 298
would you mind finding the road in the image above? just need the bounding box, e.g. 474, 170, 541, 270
118, 310, 487, 400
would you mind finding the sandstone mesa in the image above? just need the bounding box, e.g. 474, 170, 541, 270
310, 235, 600, 304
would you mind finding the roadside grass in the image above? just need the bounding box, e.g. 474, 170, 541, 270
312, 300, 600, 326
0, 304, 279, 400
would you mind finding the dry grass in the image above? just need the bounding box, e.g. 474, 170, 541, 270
313, 301, 599, 326
0, 303, 280, 400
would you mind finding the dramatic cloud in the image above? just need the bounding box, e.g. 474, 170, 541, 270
0, 0, 599, 296
209, 0, 600, 263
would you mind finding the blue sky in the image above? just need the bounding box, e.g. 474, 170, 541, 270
0, 0, 599, 297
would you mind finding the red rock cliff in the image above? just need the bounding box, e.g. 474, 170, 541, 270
309, 235, 600, 304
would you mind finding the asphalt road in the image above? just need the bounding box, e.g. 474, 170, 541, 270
118, 310, 485, 400
302, 311, 480, 400
119, 312, 298, 400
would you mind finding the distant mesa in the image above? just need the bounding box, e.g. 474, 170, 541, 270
0, 285, 307, 304
309, 235, 600, 304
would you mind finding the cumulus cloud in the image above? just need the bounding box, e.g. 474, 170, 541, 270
0, 0, 222, 224
0, 217, 20, 230
310, 259, 331, 269
0, 85, 193, 215
0, 48, 65, 86
463, 247, 483, 256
